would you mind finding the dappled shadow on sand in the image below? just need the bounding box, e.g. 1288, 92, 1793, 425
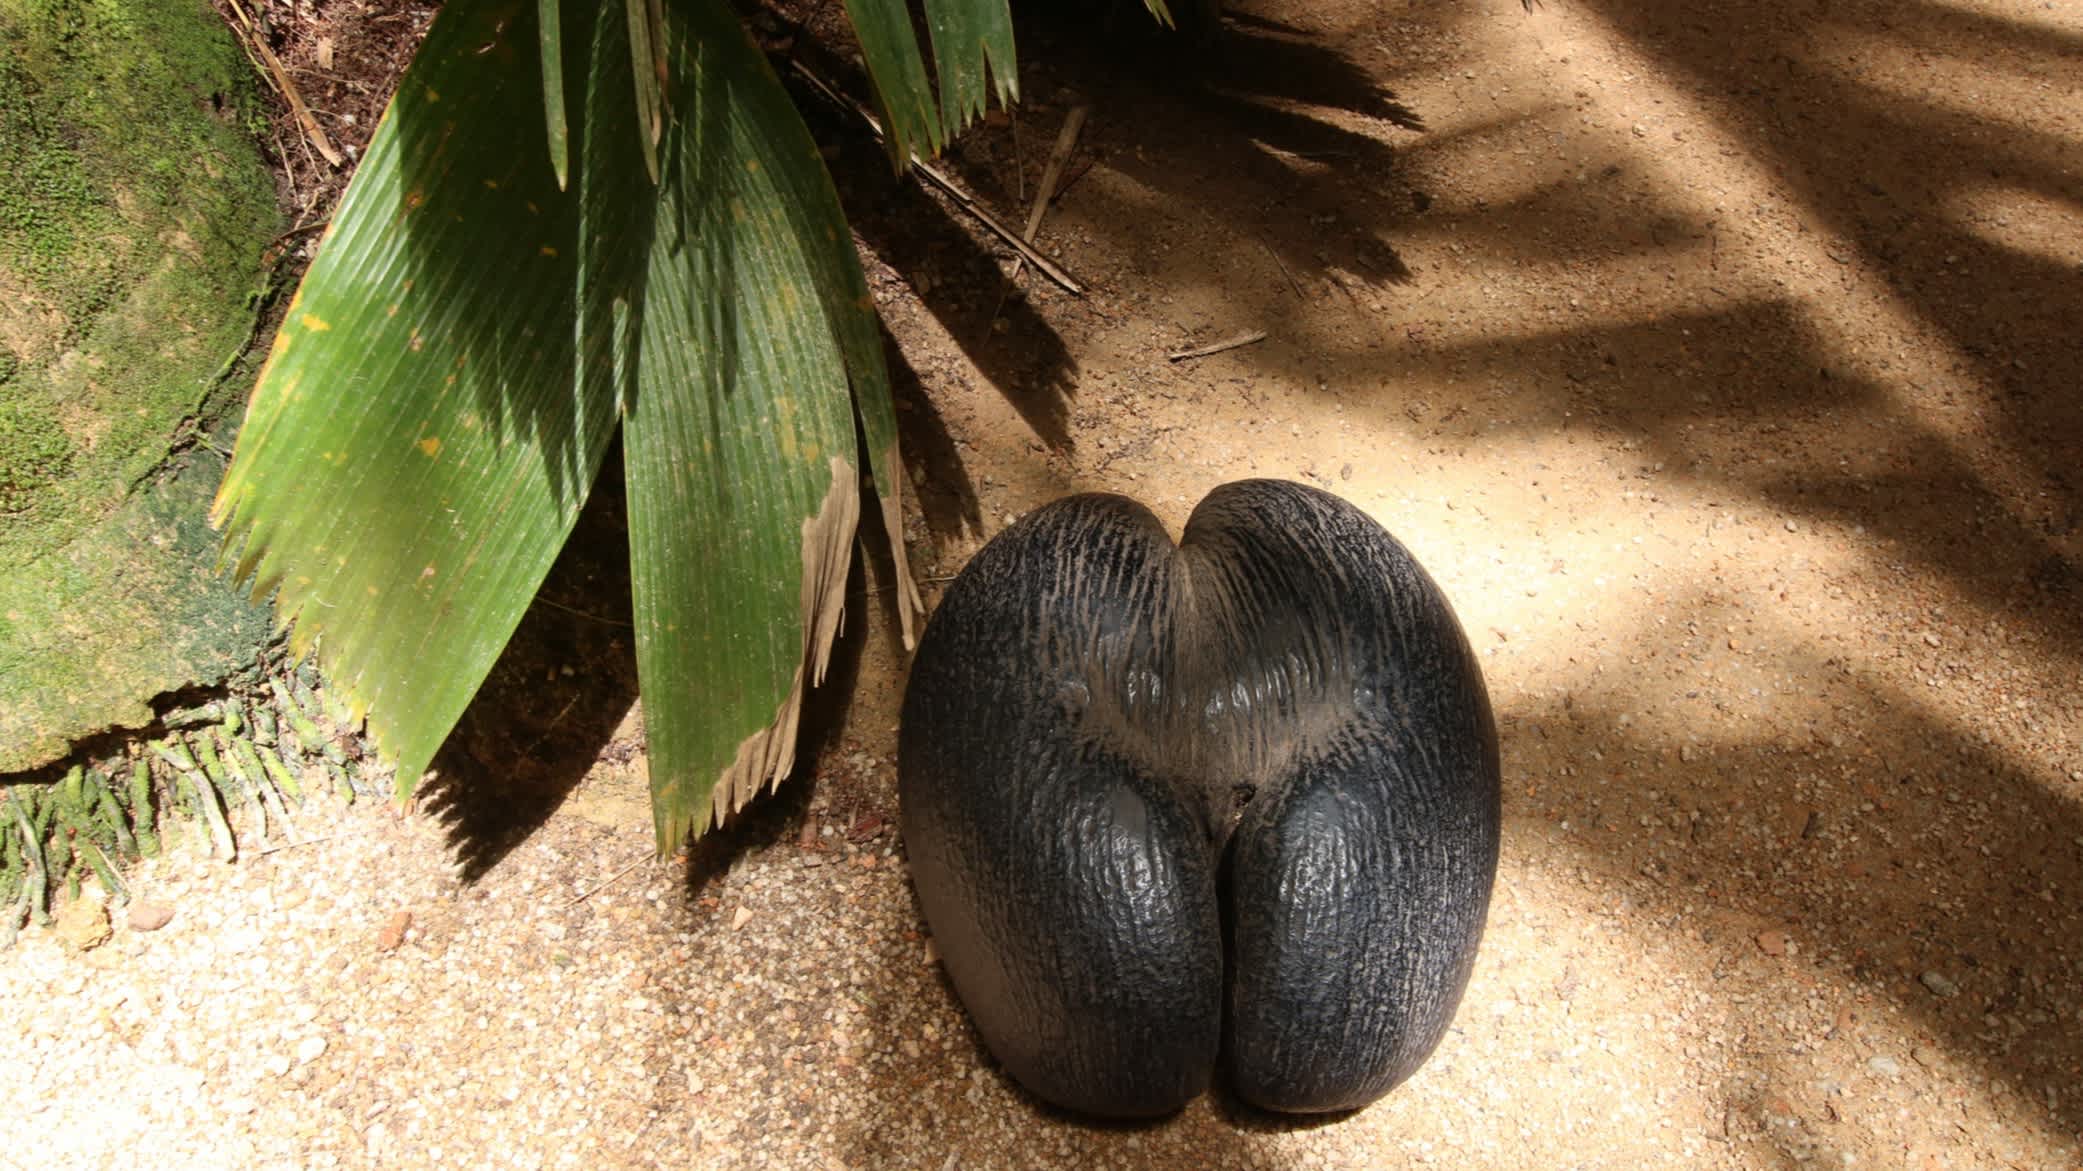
874, 0, 2083, 1146
1495, 588, 2083, 1135
1392, 1, 2083, 1121
1343, 294, 2081, 664
788, 1, 1445, 491
990, 5, 1429, 286
1565, 0, 2083, 631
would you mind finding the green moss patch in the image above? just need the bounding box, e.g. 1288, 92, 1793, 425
0, 0, 279, 565
0, 0, 281, 770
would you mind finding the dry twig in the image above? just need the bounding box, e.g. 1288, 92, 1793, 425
1262, 239, 1307, 301
254, 829, 376, 857
566, 851, 655, 907
1167, 330, 1269, 362
1007, 105, 1089, 286
224, 0, 345, 167
789, 61, 1085, 296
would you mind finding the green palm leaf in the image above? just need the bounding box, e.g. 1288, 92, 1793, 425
539, 0, 571, 188
923, 0, 1017, 135
214, 0, 1002, 850
582, 0, 908, 848
841, 0, 946, 162
213, 0, 614, 797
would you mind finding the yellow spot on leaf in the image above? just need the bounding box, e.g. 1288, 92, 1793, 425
730, 198, 747, 223
386, 303, 400, 318
418, 437, 442, 458
405, 189, 425, 212
409, 330, 423, 353
483, 178, 500, 190
301, 313, 332, 332
745, 158, 761, 174
419, 565, 437, 583
540, 245, 558, 258
366, 585, 380, 597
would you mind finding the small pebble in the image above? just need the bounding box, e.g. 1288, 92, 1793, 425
375, 910, 411, 952
296, 1036, 328, 1065
1919, 970, 1960, 998
1867, 1056, 1901, 1077
126, 901, 177, 932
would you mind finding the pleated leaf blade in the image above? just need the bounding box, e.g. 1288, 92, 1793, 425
212, 0, 616, 795
582, 0, 906, 851
539, 0, 571, 188
923, 0, 1017, 136
840, 0, 946, 162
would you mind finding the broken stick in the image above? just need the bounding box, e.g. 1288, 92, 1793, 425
224, 0, 345, 168
1008, 105, 1089, 286
788, 60, 1086, 297
1167, 330, 1269, 362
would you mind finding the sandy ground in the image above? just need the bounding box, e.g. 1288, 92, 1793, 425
6, 0, 2083, 1167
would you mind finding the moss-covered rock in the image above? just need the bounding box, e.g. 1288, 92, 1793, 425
0, 0, 280, 771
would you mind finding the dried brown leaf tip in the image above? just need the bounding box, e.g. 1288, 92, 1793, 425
708, 457, 860, 831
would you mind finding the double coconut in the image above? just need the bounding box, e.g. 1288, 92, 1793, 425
899, 480, 1500, 1117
